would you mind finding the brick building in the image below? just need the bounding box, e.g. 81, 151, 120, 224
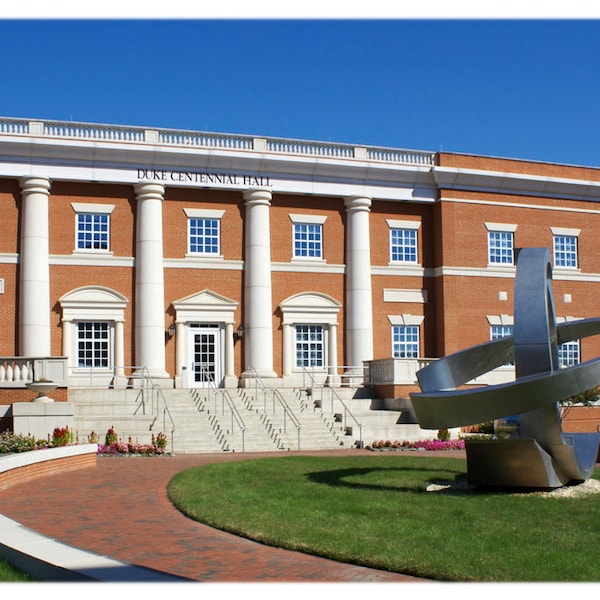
1, 117, 600, 409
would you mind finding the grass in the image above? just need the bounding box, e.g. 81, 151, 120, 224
0, 559, 33, 582
167, 454, 600, 582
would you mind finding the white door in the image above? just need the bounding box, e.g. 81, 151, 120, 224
189, 325, 222, 388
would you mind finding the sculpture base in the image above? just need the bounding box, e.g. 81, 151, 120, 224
465, 438, 569, 489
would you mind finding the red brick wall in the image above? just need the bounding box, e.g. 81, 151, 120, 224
0, 452, 96, 491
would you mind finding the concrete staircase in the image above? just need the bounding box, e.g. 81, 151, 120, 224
70, 386, 431, 453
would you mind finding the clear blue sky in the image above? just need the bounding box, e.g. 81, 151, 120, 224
2, 17, 600, 167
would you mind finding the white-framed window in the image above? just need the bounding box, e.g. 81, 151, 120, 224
392, 325, 419, 358
60, 286, 128, 386
485, 223, 517, 266
491, 324, 513, 340
558, 340, 580, 368
293, 223, 323, 259
71, 203, 115, 253
184, 208, 225, 257
189, 217, 220, 254
386, 219, 420, 265
77, 213, 109, 250
280, 292, 341, 384
390, 228, 418, 263
77, 321, 110, 368
551, 227, 580, 269
289, 214, 327, 261
295, 324, 325, 368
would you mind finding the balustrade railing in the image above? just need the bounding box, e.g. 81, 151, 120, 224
0, 356, 68, 387
0, 117, 436, 167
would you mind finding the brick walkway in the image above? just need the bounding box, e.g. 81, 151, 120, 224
0, 449, 448, 582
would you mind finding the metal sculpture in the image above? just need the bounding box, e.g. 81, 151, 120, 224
410, 247, 600, 488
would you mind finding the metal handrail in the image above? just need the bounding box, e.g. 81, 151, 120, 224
246, 367, 302, 450
302, 367, 363, 448
196, 365, 246, 451
68, 364, 176, 453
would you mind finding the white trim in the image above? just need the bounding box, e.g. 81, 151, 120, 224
387, 314, 424, 326
288, 213, 327, 224
486, 314, 514, 326
385, 219, 421, 230
383, 289, 427, 303
443, 196, 600, 216
0, 278, 3, 294
550, 226, 581, 237
485, 222, 518, 233
70, 202, 115, 214
183, 208, 225, 219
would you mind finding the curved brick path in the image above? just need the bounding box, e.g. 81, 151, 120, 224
0, 449, 452, 582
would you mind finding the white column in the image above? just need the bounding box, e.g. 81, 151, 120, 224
282, 322, 293, 379
62, 319, 73, 369
19, 176, 51, 357
134, 182, 170, 381
327, 323, 340, 387
224, 322, 237, 386
114, 320, 125, 379
175, 321, 185, 387
242, 188, 277, 380
344, 196, 374, 379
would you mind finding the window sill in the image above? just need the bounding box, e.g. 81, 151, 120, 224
72, 249, 113, 256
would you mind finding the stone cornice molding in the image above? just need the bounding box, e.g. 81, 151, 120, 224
433, 166, 600, 202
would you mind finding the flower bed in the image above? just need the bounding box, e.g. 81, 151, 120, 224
95, 428, 169, 456
368, 438, 465, 451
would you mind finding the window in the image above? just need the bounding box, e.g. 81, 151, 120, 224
488, 230, 514, 265
293, 223, 323, 259
189, 217, 220, 255
77, 322, 110, 368
392, 325, 419, 358
77, 213, 109, 251
72, 202, 114, 253
553, 234, 578, 268
491, 325, 513, 340
390, 228, 418, 263
295, 325, 324, 368
558, 340, 580, 368
386, 219, 420, 265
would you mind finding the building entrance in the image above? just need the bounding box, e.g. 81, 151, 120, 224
189, 325, 221, 387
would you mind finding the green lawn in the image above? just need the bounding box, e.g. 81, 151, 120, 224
0, 559, 33, 582
167, 454, 600, 582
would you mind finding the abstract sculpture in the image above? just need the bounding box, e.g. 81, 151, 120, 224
410, 247, 600, 488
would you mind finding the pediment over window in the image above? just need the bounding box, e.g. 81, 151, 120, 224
172, 289, 238, 323
280, 292, 341, 325
60, 286, 128, 306
59, 286, 128, 321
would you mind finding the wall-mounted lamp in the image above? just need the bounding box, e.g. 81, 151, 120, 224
167, 323, 176, 338
235, 325, 244, 341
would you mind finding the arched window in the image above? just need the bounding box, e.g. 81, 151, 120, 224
280, 292, 341, 387
59, 286, 128, 387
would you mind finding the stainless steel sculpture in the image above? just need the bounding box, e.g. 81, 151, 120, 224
410, 247, 600, 488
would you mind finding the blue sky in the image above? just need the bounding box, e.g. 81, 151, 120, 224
2, 16, 600, 167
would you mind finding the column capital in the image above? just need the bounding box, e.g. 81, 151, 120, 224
243, 187, 272, 206
19, 176, 51, 195
344, 196, 372, 212
134, 182, 165, 201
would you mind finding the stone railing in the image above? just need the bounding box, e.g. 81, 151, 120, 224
0, 357, 68, 388
0, 117, 436, 167
365, 358, 434, 386
365, 357, 515, 387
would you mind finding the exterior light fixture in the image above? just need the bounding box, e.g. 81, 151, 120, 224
167, 324, 175, 338
236, 325, 244, 340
